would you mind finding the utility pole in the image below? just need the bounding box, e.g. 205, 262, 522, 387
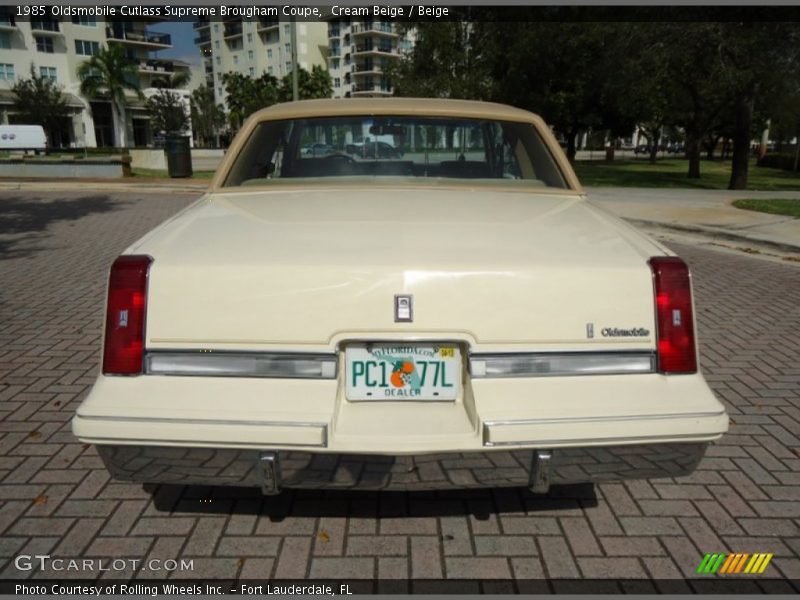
290, 18, 299, 101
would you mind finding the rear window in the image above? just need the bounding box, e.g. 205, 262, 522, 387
223, 115, 568, 189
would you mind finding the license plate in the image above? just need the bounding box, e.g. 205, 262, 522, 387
346, 344, 461, 401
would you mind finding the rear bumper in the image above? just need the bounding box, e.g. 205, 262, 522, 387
76, 370, 727, 492
96, 442, 708, 494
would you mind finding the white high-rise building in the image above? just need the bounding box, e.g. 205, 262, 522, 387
325, 19, 413, 98
194, 17, 328, 108
0, 9, 192, 147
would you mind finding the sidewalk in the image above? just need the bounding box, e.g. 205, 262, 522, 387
0, 177, 797, 252
585, 187, 800, 253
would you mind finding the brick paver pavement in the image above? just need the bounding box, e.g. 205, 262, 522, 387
1, 191, 798, 586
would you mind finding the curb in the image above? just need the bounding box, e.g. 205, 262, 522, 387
0, 179, 207, 194
626, 218, 800, 255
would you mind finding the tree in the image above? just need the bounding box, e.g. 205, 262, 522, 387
388, 19, 494, 100
278, 65, 333, 101
223, 67, 333, 131
222, 71, 279, 130
146, 89, 188, 136
714, 23, 800, 189
151, 69, 191, 90
11, 65, 69, 146
77, 45, 142, 148
488, 21, 625, 162
190, 85, 225, 147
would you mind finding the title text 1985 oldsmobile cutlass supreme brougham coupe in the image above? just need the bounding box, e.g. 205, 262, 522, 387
73, 99, 728, 494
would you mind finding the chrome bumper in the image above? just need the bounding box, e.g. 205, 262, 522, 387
97, 442, 707, 494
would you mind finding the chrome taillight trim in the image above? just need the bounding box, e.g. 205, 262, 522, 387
144, 351, 338, 379
469, 351, 656, 378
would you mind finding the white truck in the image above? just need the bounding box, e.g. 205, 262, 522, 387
0, 125, 47, 153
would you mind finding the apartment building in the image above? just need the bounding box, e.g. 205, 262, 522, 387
194, 17, 327, 107
325, 19, 412, 98
0, 9, 191, 147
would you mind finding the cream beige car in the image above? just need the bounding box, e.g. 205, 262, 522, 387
73, 99, 728, 494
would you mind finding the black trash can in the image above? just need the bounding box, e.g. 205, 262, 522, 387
164, 135, 193, 178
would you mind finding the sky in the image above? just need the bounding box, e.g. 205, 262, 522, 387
155, 22, 202, 70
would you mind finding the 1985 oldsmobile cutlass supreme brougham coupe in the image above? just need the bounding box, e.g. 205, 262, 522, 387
73, 99, 728, 494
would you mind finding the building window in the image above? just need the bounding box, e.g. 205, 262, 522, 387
334, 77, 340, 88
71, 15, 96, 26
267, 66, 273, 75
74, 40, 99, 56
215, 40, 220, 50
248, 50, 253, 61
267, 48, 272, 59
215, 56, 221, 65
217, 86, 222, 96
233, 55, 239, 64
214, 24, 219, 32
247, 33, 252, 43
35, 35, 54, 53
284, 43, 290, 54
39, 66, 57, 81
249, 67, 255, 76
0, 63, 15, 81
285, 61, 291, 73
0, 32, 10, 49
284, 25, 290, 36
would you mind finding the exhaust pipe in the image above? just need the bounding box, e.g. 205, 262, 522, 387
530, 450, 552, 494
258, 452, 282, 495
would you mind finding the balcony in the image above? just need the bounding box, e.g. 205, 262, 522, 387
351, 43, 396, 56
223, 23, 243, 39
193, 18, 210, 29
194, 31, 211, 45
328, 27, 340, 38
257, 18, 279, 32
351, 83, 392, 95
351, 23, 397, 37
107, 28, 172, 48
138, 59, 178, 74
0, 8, 15, 29
329, 46, 341, 58
352, 63, 385, 75
30, 19, 62, 35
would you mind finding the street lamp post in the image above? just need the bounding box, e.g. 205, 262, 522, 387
290, 18, 299, 101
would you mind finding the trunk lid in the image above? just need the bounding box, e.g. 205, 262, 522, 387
137, 188, 662, 351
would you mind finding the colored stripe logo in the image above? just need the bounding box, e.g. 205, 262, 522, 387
697, 553, 773, 575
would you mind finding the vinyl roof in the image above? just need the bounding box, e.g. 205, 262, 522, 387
249, 97, 543, 123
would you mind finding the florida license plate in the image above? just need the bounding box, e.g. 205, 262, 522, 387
346, 344, 461, 401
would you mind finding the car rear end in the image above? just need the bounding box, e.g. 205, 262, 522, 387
72, 99, 727, 494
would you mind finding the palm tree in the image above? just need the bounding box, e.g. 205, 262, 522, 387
77, 45, 142, 148
151, 69, 191, 90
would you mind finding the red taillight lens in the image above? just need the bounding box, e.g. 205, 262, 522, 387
649, 257, 697, 374
102, 255, 152, 375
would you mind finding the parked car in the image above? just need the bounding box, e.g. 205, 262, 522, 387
346, 140, 404, 158
667, 143, 686, 155
301, 142, 333, 157
73, 98, 728, 494
363, 140, 404, 158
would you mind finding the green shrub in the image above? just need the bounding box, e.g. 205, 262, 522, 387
758, 152, 799, 171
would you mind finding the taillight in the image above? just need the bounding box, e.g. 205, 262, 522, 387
649, 257, 697, 374
102, 255, 152, 375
